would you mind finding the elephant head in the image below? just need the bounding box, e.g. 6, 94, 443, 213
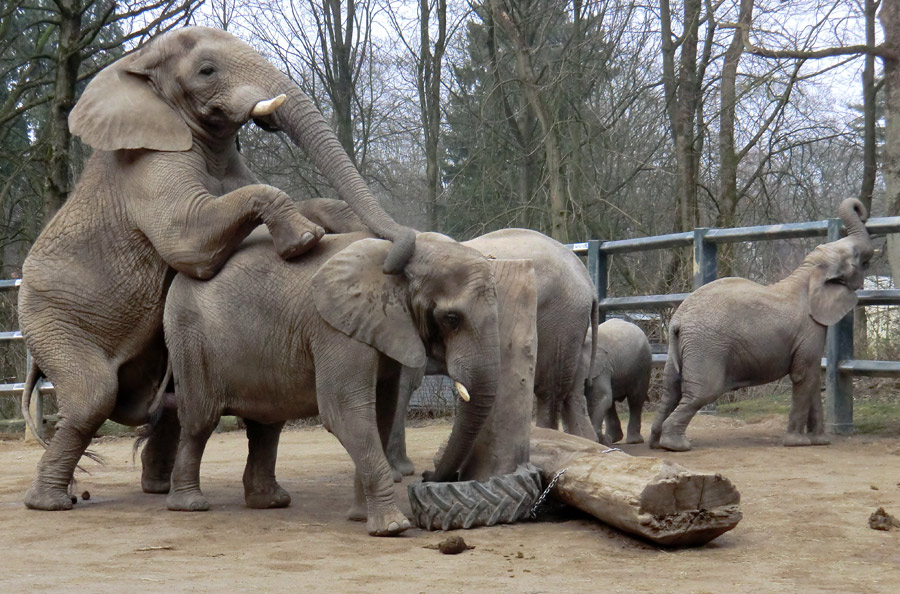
805, 198, 873, 326
68, 26, 413, 272
312, 233, 501, 482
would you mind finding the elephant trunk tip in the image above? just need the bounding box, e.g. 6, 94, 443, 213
382, 227, 417, 274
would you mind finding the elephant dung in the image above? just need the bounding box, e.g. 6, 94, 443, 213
529, 428, 742, 547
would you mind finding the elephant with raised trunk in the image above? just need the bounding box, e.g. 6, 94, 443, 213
20, 27, 415, 511
650, 198, 874, 452
163, 232, 501, 536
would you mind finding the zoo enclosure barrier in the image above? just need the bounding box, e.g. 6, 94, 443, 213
3, 215, 900, 437
567, 215, 900, 436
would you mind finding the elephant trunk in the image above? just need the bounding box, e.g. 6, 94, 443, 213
429, 360, 500, 482
839, 198, 874, 260
267, 78, 415, 273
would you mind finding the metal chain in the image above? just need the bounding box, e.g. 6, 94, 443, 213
530, 467, 567, 519
602, 447, 623, 454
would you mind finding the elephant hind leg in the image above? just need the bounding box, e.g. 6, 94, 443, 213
657, 373, 725, 452
624, 392, 645, 444
243, 420, 291, 509
24, 363, 118, 510
650, 361, 682, 448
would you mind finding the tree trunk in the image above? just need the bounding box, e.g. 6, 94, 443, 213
716, 0, 754, 278
418, 0, 446, 232
492, 0, 568, 243
880, 1, 900, 289
529, 428, 742, 546
43, 0, 83, 222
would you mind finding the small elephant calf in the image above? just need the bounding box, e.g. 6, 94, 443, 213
583, 319, 652, 444
650, 198, 873, 451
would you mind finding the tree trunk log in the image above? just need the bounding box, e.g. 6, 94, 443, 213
529, 428, 742, 546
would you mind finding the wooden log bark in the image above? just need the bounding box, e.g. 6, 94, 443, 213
530, 427, 742, 546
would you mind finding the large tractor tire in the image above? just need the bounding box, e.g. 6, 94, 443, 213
407, 464, 543, 531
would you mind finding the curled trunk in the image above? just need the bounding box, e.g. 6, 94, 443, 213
839, 198, 874, 259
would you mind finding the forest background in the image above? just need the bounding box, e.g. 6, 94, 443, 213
2, 0, 899, 417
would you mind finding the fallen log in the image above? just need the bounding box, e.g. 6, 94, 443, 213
529, 427, 742, 546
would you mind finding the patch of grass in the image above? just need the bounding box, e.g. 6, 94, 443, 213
715, 393, 792, 421
852, 401, 900, 435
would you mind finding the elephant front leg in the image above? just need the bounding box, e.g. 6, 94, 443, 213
316, 356, 410, 536
142, 178, 324, 280
385, 366, 422, 479
785, 362, 820, 447
242, 419, 291, 509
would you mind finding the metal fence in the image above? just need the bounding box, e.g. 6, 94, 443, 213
4, 214, 900, 437
568, 215, 900, 435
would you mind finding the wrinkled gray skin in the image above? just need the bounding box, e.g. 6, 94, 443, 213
163, 232, 500, 536
19, 27, 415, 511
582, 319, 652, 445
290, 204, 600, 476
650, 198, 874, 452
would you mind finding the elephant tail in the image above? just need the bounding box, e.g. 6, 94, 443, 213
585, 298, 599, 391
21, 359, 49, 450
133, 360, 172, 461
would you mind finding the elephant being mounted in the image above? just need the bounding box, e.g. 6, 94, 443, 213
20, 26, 415, 511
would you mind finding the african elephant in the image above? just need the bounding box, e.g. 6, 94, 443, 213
288, 203, 600, 476
583, 319, 652, 445
650, 198, 874, 452
19, 27, 415, 511
163, 232, 501, 536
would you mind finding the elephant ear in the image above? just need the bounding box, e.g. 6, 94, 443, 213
69, 48, 192, 152
312, 238, 427, 368
808, 259, 858, 326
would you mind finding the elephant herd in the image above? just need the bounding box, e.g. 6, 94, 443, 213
16, 26, 874, 538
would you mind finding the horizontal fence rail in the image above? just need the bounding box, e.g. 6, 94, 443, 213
568, 215, 900, 435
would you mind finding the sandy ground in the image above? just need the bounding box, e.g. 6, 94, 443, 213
1, 415, 899, 593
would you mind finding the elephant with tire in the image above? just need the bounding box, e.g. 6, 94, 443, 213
650, 198, 874, 452
163, 231, 500, 536
19, 27, 415, 511
289, 203, 600, 476
583, 318, 652, 445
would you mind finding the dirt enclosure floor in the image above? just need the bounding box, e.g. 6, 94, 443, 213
2, 415, 900, 593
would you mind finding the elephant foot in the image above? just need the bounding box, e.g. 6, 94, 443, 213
625, 433, 645, 445
347, 502, 367, 522
783, 432, 812, 447
245, 483, 291, 509
658, 433, 692, 452
167, 489, 210, 512
141, 476, 171, 494
24, 484, 74, 511
605, 428, 624, 444
367, 507, 412, 537
391, 468, 403, 483
809, 434, 831, 446
389, 456, 416, 478
271, 221, 324, 260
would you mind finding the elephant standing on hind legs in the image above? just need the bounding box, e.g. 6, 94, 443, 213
650, 198, 874, 452
19, 27, 415, 511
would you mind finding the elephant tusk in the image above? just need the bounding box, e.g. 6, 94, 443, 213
454, 381, 470, 403
250, 94, 286, 117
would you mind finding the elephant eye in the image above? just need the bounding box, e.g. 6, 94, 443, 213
199, 65, 216, 76
441, 312, 461, 332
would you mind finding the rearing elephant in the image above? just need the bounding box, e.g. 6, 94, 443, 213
19, 27, 415, 511
650, 198, 874, 451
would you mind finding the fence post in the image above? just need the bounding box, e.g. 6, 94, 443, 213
825, 218, 854, 435
23, 350, 43, 443
693, 228, 717, 289
587, 239, 607, 324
